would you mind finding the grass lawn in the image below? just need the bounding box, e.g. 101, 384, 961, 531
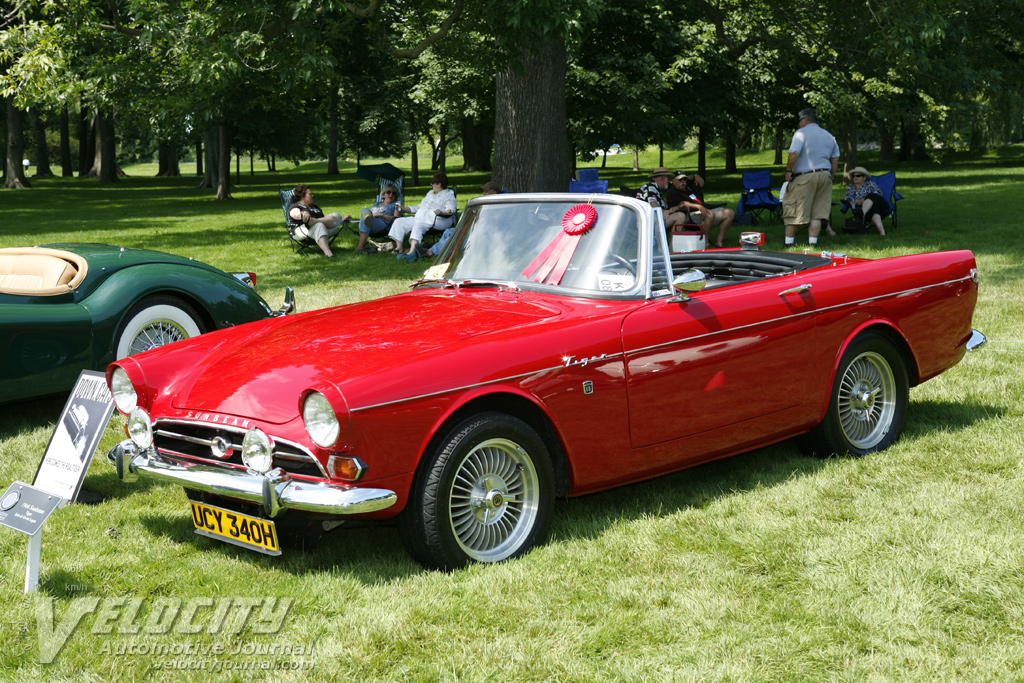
0, 146, 1022, 681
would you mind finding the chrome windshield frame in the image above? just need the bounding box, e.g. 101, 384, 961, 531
427, 193, 659, 300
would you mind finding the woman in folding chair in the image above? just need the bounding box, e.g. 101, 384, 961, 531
843, 167, 888, 236
288, 184, 344, 257
350, 183, 402, 254
388, 172, 457, 261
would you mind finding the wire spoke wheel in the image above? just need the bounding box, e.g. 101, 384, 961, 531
836, 351, 896, 449
128, 318, 191, 355
448, 437, 541, 563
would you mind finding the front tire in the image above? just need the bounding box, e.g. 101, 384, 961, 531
114, 295, 205, 359
399, 412, 555, 570
801, 332, 909, 457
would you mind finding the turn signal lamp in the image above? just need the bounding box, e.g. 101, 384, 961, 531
328, 455, 367, 482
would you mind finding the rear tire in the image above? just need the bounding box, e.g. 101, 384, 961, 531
114, 295, 205, 359
800, 332, 909, 457
399, 412, 555, 570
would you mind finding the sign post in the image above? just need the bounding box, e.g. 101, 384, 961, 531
0, 370, 115, 593
0, 482, 63, 592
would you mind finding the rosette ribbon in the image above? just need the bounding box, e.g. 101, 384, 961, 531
521, 204, 598, 285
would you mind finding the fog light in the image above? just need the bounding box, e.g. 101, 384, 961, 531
328, 455, 366, 482
126, 408, 153, 449
111, 367, 138, 414
242, 428, 274, 474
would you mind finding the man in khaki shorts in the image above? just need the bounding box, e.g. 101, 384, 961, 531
782, 108, 839, 247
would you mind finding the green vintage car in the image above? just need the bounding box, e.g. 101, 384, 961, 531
0, 243, 293, 404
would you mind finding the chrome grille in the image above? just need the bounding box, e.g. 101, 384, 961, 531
152, 420, 326, 478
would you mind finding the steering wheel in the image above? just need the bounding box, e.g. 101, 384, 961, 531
603, 254, 637, 276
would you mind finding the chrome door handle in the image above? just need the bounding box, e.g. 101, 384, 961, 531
778, 284, 811, 296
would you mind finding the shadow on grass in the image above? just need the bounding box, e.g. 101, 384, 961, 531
0, 395, 67, 439
108, 398, 998, 583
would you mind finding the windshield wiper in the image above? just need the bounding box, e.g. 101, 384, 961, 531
411, 278, 459, 289
456, 279, 522, 292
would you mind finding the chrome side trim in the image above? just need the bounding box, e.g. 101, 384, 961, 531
351, 363, 570, 412
628, 273, 977, 357
107, 440, 396, 518
351, 273, 976, 412
966, 329, 986, 351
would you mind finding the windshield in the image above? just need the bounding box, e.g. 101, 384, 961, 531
426, 198, 645, 296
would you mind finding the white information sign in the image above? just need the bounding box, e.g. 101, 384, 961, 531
32, 370, 115, 502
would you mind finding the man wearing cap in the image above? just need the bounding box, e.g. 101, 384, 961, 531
782, 108, 840, 247
637, 167, 687, 232
665, 172, 736, 248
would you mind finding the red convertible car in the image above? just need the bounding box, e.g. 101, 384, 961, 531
106, 194, 985, 569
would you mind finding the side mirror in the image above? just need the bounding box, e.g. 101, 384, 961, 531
670, 268, 706, 302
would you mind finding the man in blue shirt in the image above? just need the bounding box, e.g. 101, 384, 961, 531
782, 108, 840, 247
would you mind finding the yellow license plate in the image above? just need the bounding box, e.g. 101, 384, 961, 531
189, 501, 281, 556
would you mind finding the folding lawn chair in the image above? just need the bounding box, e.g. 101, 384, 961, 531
737, 170, 783, 226
279, 186, 339, 257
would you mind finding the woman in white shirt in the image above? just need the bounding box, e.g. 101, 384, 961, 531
389, 172, 457, 261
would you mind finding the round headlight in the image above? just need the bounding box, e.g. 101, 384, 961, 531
126, 408, 153, 449
303, 392, 340, 448
111, 367, 138, 414
241, 428, 274, 474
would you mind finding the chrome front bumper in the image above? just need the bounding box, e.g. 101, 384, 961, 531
108, 440, 396, 518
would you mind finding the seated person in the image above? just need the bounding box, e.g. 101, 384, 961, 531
637, 167, 687, 234
844, 166, 888, 236
664, 172, 736, 248
389, 172, 457, 261
348, 183, 401, 254
288, 184, 343, 257
400, 180, 502, 263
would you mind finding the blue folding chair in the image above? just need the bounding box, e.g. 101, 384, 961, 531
569, 179, 608, 193
576, 168, 600, 182
840, 171, 903, 231
737, 170, 783, 225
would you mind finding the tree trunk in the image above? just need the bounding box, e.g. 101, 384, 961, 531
327, 84, 339, 175
697, 127, 707, 177
85, 113, 118, 182
492, 35, 568, 192
774, 130, 784, 165
878, 120, 895, 162
78, 105, 91, 177
631, 147, 639, 172
409, 121, 420, 187
436, 122, 448, 173
60, 107, 74, 177
842, 114, 857, 177
4, 96, 30, 189
195, 140, 203, 175
725, 139, 737, 173
198, 129, 218, 189
658, 141, 664, 167
898, 118, 929, 162
157, 142, 180, 176
29, 108, 54, 177
216, 125, 232, 200
328, 119, 339, 175
460, 116, 493, 172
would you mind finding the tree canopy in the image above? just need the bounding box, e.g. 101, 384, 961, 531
1, 0, 1021, 192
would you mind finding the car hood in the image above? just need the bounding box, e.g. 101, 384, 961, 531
170, 291, 565, 422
